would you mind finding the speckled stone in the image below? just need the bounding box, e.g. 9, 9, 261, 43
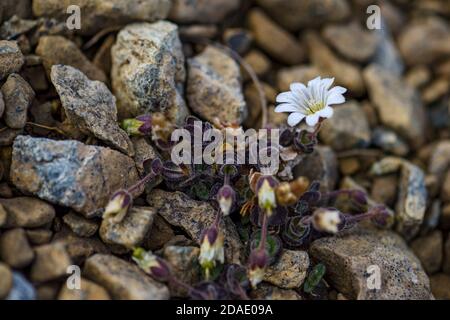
264, 250, 309, 289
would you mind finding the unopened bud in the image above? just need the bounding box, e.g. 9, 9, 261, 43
132, 248, 171, 282
312, 208, 342, 234
247, 249, 268, 288
199, 225, 225, 279
217, 185, 235, 216
121, 115, 152, 136
256, 176, 278, 215
103, 190, 132, 223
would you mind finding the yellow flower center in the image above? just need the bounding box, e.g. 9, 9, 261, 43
306, 101, 325, 115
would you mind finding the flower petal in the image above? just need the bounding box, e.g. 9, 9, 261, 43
308, 76, 322, 88
276, 92, 297, 103
287, 112, 305, 127
327, 93, 345, 105
317, 106, 334, 119
275, 103, 300, 113
321, 77, 335, 90
305, 114, 320, 127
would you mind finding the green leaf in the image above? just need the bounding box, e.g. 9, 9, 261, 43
304, 263, 326, 294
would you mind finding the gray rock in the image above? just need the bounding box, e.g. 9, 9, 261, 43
264, 250, 309, 289
84, 254, 169, 300
250, 283, 302, 300
0, 228, 34, 268
10, 136, 140, 217
371, 157, 427, 239
0, 197, 55, 228
30, 243, 72, 283
319, 101, 371, 151
364, 64, 427, 149
147, 189, 244, 264
144, 215, 175, 251
0, 262, 13, 299
371, 127, 409, 156
0, 15, 38, 40
187, 46, 247, 125
310, 228, 432, 299
428, 141, 450, 177
1, 73, 34, 129
6, 272, 36, 300
58, 277, 111, 300
32, 0, 171, 35
0, 40, 24, 80
111, 21, 189, 124
50, 65, 134, 156
63, 212, 99, 238
170, 0, 240, 24
411, 230, 443, 274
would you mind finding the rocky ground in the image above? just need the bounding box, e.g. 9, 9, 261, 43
0, 0, 449, 300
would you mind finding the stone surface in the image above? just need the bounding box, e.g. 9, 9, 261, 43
26, 229, 53, 245
10, 136, 140, 217
371, 127, 409, 156
0, 262, 13, 299
63, 212, 98, 238
144, 214, 175, 251
443, 235, 450, 274
411, 230, 443, 274
310, 228, 432, 300
248, 9, 305, 65
0, 197, 55, 228
255, 0, 350, 31
169, 0, 240, 24
322, 22, 378, 63
276, 65, 322, 92
6, 272, 36, 300
30, 243, 72, 283
319, 101, 371, 151
147, 190, 243, 264
58, 278, 111, 300
430, 273, 450, 299
187, 46, 247, 125
50, 65, 133, 156
131, 137, 161, 177
32, 0, 171, 35
370, 175, 398, 208
428, 141, 450, 178
250, 283, 302, 300
441, 170, 450, 202
0, 228, 34, 268
264, 250, 309, 289
371, 157, 427, 239
244, 50, 271, 78
36, 36, 106, 83
0, 40, 24, 80
111, 21, 188, 124
306, 32, 365, 96
0, 0, 31, 23
364, 64, 427, 149
1, 73, 34, 129
84, 254, 169, 300
100, 206, 156, 249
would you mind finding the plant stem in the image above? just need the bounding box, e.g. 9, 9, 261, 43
127, 171, 156, 194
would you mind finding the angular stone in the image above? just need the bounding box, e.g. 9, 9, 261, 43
428, 141, 450, 177
26, 229, 53, 245
144, 214, 175, 251
370, 175, 398, 208
364, 64, 427, 149
310, 228, 432, 300
50, 65, 134, 156
131, 137, 160, 176
0, 228, 34, 268
371, 127, 409, 156
0, 197, 55, 228
111, 21, 188, 124
32, 0, 171, 35
0, 262, 13, 299
58, 278, 110, 300
264, 250, 309, 289
30, 243, 72, 283
371, 21, 404, 77
187, 46, 247, 125
36, 36, 106, 83
411, 230, 443, 274
84, 254, 169, 300
0, 40, 24, 80
63, 212, 98, 238
100, 206, 156, 249
169, 0, 240, 24
10, 136, 140, 217
1, 73, 34, 129
430, 273, 450, 300
147, 190, 243, 264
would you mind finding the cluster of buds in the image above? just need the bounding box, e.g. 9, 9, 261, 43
103, 190, 132, 223
275, 176, 310, 206
132, 247, 172, 282
199, 224, 225, 279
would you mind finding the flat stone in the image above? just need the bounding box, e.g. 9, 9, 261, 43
264, 250, 309, 289
430, 273, 450, 299
111, 21, 188, 124
310, 228, 432, 300
371, 127, 409, 156
0, 40, 24, 80
58, 277, 111, 300
50, 65, 133, 156
30, 243, 72, 283
0, 228, 34, 268
147, 189, 243, 264
169, 0, 240, 24
10, 136, 140, 217
63, 212, 99, 238
364, 64, 427, 149
0, 262, 13, 299
36, 36, 106, 83
411, 230, 443, 274
0, 197, 55, 228
187, 45, 247, 125
84, 254, 169, 300
1, 73, 34, 129
32, 0, 171, 35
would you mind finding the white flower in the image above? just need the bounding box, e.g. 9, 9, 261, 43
275, 77, 347, 127
312, 208, 342, 234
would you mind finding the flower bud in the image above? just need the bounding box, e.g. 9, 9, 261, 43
217, 185, 235, 216
275, 177, 309, 206
121, 114, 152, 136
247, 249, 268, 288
256, 176, 278, 215
103, 190, 132, 223
311, 208, 342, 234
199, 225, 225, 279
132, 248, 171, 282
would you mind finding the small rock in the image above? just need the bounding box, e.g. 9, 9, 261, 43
339, 157, 360, 176
93, 35, 115, 76
404, 66, 432, 89
35, 282, 60, 300
0, 197, 55, 228
371, 20, 404, 76
248, 9, 306, 65
144, 214, 175, 251
223, 28, 253, 55
0, 262, 13, 299
310, 228, 432, 299
0, 15, 38, 40
319, 101, 371, 151
243, 82, 277, 128
370, 174, 398, 208
322, 22, 378, 63
411, 230, 443, 274
294, 146, 338, 192
30, 243, 72, 283
147, 190, 243, 264
10, 136, 140, 217
131, 137, 161, 181
84, 254, 169, 300
32, 0, 171, 35
430, 273, 450, 299
371, 157, 427, 239
187, 45, 247, 125
0, 228, 34, 268
422, 78, 450, 105
276, 65, 322, 92
364, 64, 427, 149
50, 65, 134, 156
58, 278, 111, 300
255, 0, 350, 31
371, 127, 410, 156
6, 272, 36, 300
63, 212, 98, 238
443, 235, 450, 274
0, 203, 6, 227
25, 229, 53, 245
111, 21, 188, 124
1, 73, 34, 129
264, 250, 309, 289
0, 91, 4, 118
0, 0, 31, 23
169, 0, 240, 24
398, 16, 450, 66
244, 50, 271, 79
36, 36, 106, 83
428, 141, 450, 177
441, 204, 450, 230
100, 206, 156, 249
250, 283, 302, 300
0, 40, 24, 80
305, 32, 365, 96
441, 170, 450, 202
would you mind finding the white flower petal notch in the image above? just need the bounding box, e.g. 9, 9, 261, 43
275, 77, 347, 127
